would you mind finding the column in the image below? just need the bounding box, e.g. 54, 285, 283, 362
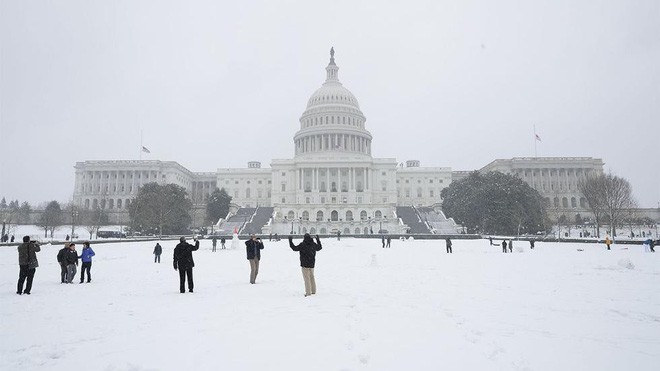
326, 168, 330, 192
338, 167, 342, 192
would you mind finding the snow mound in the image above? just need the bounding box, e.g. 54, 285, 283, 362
617, 258, 635, 270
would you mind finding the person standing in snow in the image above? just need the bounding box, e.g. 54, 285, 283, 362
604, 235, 612, 250
508, 239, 513, 253
529, 240, 535, 249
173, 236, 200, 293
382, 235, 386, 248
245, 234, 264, 284
445, 238, 453, 253
64, 243, 79, 283
16, 236, 40, 295
79, 241, 95, 283
153, 243, 162, 263
489, 236, 493, 246
212, 237, 218, 252
221, 236, 226, 249
386, 236, 391, 248
57, 244, 69, 283
502, 240, 508, 253
289, 234, 322, 297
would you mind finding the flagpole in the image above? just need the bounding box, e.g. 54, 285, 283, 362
533, 125, 537, 158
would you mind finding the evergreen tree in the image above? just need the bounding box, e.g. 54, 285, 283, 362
128, 182, 192, 236
441, 171, 547, 235
206, 188, 232, 224
18, 202, 32, 224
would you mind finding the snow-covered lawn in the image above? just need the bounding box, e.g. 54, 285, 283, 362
1, 238, 658, 370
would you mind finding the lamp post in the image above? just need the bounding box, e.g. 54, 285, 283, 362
71, 206, 79, 241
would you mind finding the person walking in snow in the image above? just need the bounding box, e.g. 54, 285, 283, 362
489, 236, 493, 246
502, 240, 508, 253
382, 235, 386, 248
245, 234, 264, 284
153, 243, 162, 263
508, 239, 513, 253
445, 238, 453, 253
605, 235, 612, 250
529, 240, 535, 249
220, 236, 226, 249
212, 237, 218, 252
57, 244, 69, 283
64, 243, 79, 284
79, 241, 95, 283
173, 236, 200, 293
16, 236, 40, 295
386, 236, 391, 248
289, 234, 322, 297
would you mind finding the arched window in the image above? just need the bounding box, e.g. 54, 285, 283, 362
364, 227, 369, 234
580, 197, 586, 208
108, 199, 114, 209
355, 228, 361, 234
302, 227, 307, 234
360, 210, 367, 221
562, 197, 568, 208
331, 210, 339, 221
302, 211, 309, 221
316, 211, 324, 221
117, 199, 122, 209
571, 197, 577, 208
85, 199, 90, 208
100, 199, 105, 209
343, 228, 350, 234
287, 210, 295, 220
346, 210, 353, 221
320, 228, 327, 234
310, 227, 316, 234
553, 197, 559, 208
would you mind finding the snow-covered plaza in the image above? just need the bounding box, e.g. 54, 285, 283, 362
1, 237, 659, 371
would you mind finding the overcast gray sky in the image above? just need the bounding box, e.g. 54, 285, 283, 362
1, 0, 659, 208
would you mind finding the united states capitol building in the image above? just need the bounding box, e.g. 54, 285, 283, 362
73, 49, 604, 235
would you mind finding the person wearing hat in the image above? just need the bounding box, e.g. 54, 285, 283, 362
245, 234, 264, 284
17, 236, 40, 295
173, 236, 200, 293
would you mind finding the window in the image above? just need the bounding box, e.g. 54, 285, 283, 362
316, 211, 324, 221
360, 210, 367, 221
331, 210, 338, 221
302, 211, 309, 220
346, 211, 353, 221
429, 190, 434, 197
287, 211, 295, 220
281, 183, 286, 192
375, 210, 382, 219
281, 172, 286, 176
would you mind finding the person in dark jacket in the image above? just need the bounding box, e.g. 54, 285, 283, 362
386, 236, 391, 248
289, 234, 322, 297
173, 236, 200, 293
502, 240, 508, 253
17, 236, 40, 295
245, 234, 264, 284
508, 239, 513, 253
445, 238, 452, 253
529, 240, 535, 249
212, 237, 217, 252
64, 243, 79, 283
79, 242, 95, 283
57, 245, 68, 283
221, 237, 226, 249
153, 243, 162, 263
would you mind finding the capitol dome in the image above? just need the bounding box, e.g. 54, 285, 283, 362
294, 48, 373, 158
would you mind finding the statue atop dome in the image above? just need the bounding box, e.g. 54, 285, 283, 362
330, 47, 334, 58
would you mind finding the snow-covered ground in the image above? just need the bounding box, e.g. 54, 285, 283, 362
1, 237, 658, 371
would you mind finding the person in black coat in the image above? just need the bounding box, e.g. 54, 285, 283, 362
289, 234, 322, 297
502, 240, 508, 253
153, 243, 162, 263
445, 238, 452, 253
173, 237, 200, 293
17, 236, 40, 295
245, 235, 264, 284
64, 243, 79, 283
57, 245, 69, 283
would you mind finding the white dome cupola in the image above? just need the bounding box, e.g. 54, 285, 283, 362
294, 48, 373, 158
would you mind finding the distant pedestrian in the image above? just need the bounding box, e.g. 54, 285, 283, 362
386, 236, 391, 248
489, 236, 493, 246
269, 233, 272, 241
79, 241, 95, 283
11, 235, 15, 243
245, 234, 264, 284
605, 235, 612, 250
221, 237, 226, 249
502, 240, 508, 253
16, 236, 40, 295
289, 234, 322, 297
650, 239, 656, 253
64, 243, 79, 283
529, 240, 535, 249
65, 234, 70, 241
508, 240, 513, 253
57, 245, 68, 283
173, 236, 200, 293
212, 237, 218, 252
445, 238, 452, 253
153, 243, 162, 263
337, 231, 341, 241
382, 235, 385, 248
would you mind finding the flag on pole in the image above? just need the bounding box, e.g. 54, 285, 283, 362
141, 146, 151, 154
535, 134, 542, 142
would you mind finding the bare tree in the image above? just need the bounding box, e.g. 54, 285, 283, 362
602, 174, 636, 238
578, 175, 606, 238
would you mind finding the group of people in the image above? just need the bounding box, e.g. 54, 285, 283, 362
15, 236, 96, 295
381, 235, 391, 248
171, 233, 323, 297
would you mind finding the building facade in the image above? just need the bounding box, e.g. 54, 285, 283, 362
72, 50, 605, 229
